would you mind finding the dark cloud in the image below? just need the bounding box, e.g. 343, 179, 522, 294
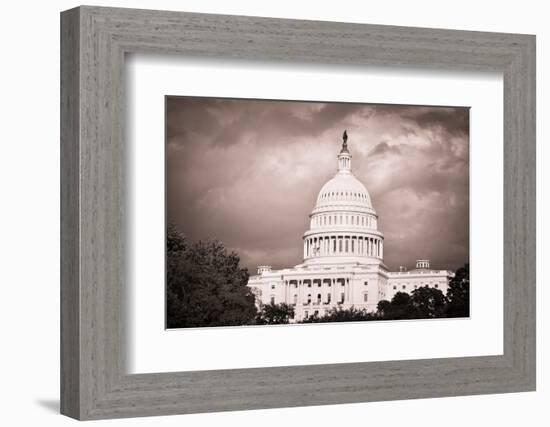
166, 97, 469, 273
369, 141, 402, 157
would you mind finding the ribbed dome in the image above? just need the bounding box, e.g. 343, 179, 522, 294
316, 172, 373, 209
300, 131, 384, 267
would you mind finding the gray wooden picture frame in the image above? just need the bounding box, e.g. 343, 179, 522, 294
60, 5, 536, 421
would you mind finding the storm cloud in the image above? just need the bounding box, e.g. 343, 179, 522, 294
166, 97, 469, 273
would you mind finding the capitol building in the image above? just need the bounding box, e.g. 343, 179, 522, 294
247, 131, 454, 322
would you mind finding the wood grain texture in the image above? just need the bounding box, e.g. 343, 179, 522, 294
60, 7, 80, 419
60, 6, 536, 420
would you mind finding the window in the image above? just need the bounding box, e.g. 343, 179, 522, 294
364, 281, 368, 286
317, 282, 321, 287
270, 296, 275, 305
307, 294, 312, 304
435, 284, 439, 288
271, 284, 275, 290
363, 293, 368, 302
314, 310, 319, 316
307, 282, 311, 288
393, 285, 397, 290
293, 294, 298, 305
327, 294, 331, 303
340, 293, 345, 303
402, 285, 406, 290
304, 311, 309, 319
317, 293, 322, 304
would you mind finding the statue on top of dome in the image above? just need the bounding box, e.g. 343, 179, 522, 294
341, 130, 350, 154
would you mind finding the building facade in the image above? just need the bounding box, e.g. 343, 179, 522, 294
247, 132, 454, 322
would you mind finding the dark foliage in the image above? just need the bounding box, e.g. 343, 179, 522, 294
256, 303, 295, 325
300, 306, 375, 323
445, 263, 470, 317
408, 286, 447, 318
376, 292, 413, 319
166, 224, 257, 328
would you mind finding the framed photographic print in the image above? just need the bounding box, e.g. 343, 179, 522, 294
165, 98, 470, 330
61, 6, 536, 420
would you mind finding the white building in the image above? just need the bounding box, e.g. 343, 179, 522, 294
247, 132, 454, 322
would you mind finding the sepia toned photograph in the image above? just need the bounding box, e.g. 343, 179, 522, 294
166, 96, 470, 329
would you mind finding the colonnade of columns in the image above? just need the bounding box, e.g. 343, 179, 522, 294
312, 213, 376, 229
303, 235, 383, 259
283, 277, 352, 308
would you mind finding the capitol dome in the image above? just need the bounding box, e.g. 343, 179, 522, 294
316, 173, 373, 210
300, 131, 384, 266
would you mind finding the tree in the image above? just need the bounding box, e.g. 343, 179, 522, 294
377, 289, 447, 320
299, 306, 374, 323
408, 286, 447, 318
376, 292, 413, 320
446, 263, 470, 317
166, 224, 257, 328
256, 303, 295, 325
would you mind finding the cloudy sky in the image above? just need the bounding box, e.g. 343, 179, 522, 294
166, 97, 469, 273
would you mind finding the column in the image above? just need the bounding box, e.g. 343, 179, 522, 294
380, 240, 383, 259
345, 278, 349, 302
